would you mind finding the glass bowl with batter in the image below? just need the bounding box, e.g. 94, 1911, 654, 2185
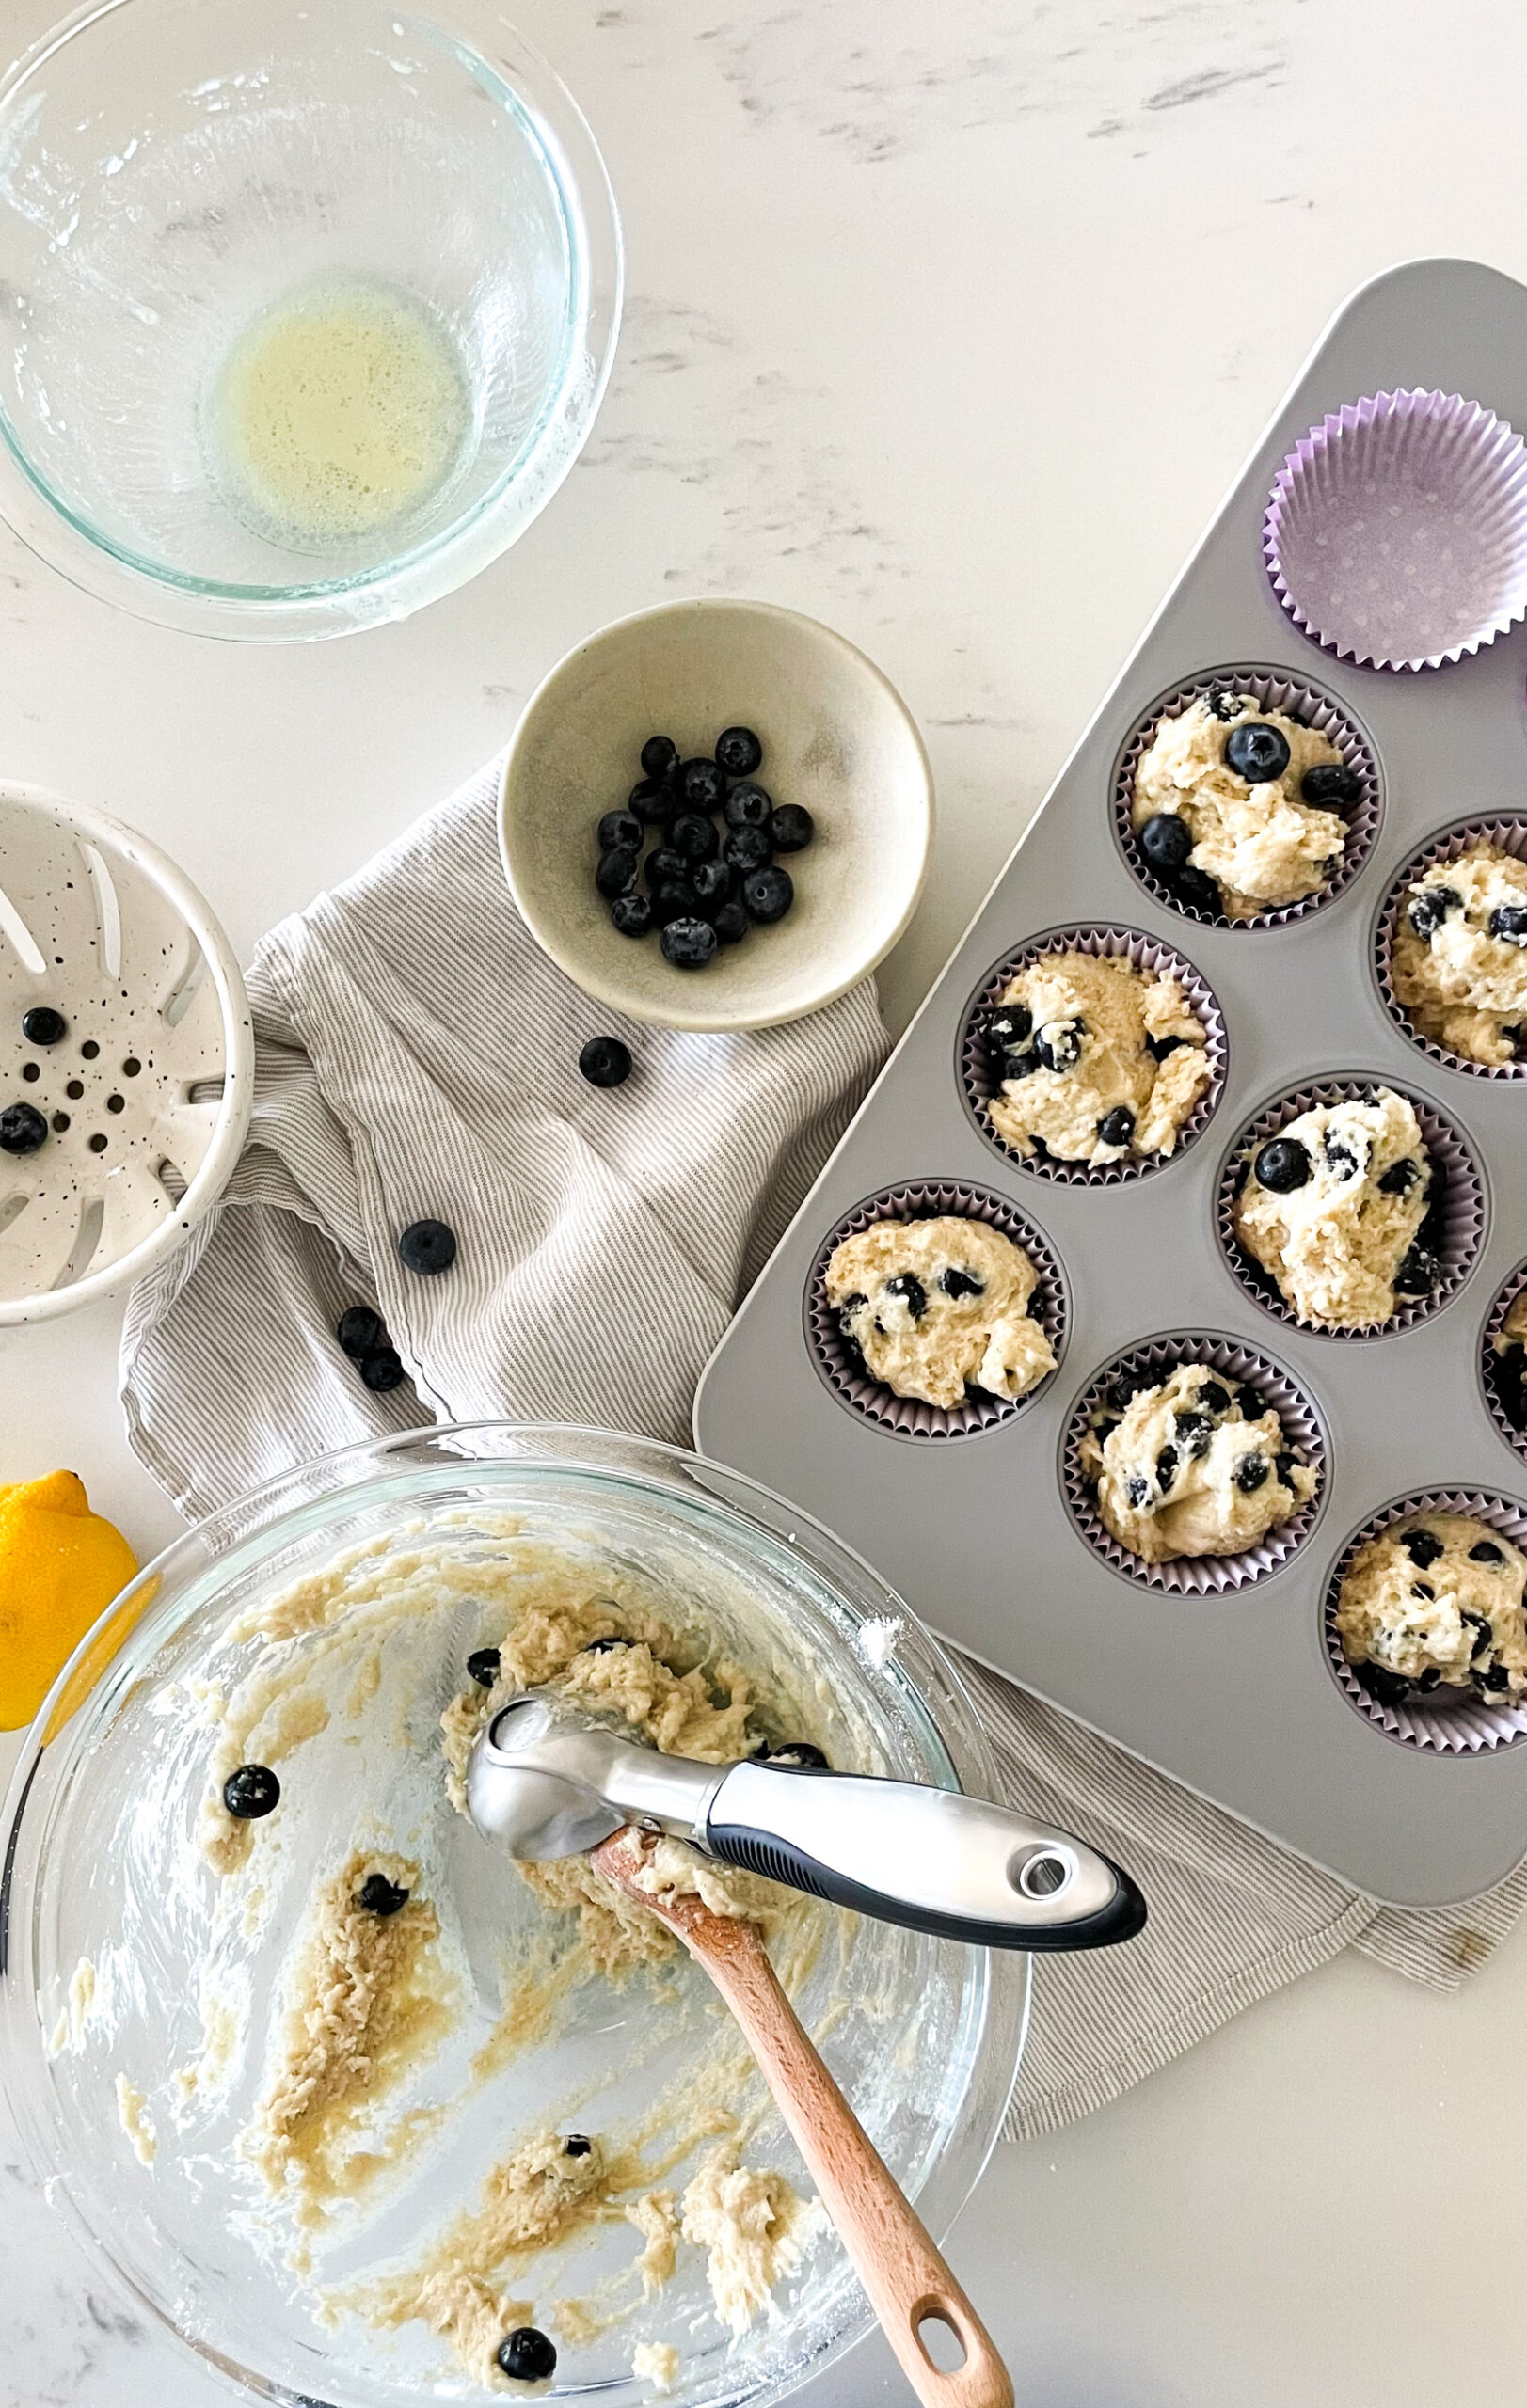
1, 1424, 1026, 2407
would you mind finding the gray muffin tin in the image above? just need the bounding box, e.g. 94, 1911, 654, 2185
694, 260, 1527, 1908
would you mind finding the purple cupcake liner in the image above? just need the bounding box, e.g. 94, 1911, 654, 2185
1113, 666, 1383, 930
1061, 1333, 1327, 1596
1323, 1489, 1527, 1754
960, 925, 1227, 1187
1264, 388, 1527, 673
1375, 815, 1527, 1080
804, 1180, 1067, 1442
1481, 1259, 1527, 1467
1215, 1077, 1484, 1339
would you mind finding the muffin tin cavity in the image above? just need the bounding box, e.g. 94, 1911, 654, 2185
1375, 815, 1527, 1079
959, 924, 1227, 1186
804, 1180, 1067, 1440
1215, 1077, 1485, 1339
1481, 1260, 1527, 1465
1323, 1489, 1527, 1755
1112, 666, 1382, 929
1061, 1334, 1327, 1595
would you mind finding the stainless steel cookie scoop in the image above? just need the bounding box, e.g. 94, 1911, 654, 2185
466, 1689, 1146, 1951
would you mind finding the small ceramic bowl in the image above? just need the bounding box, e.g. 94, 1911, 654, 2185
500, 599, 935, 1032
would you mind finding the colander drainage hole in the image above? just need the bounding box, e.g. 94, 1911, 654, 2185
917, 2315, 967, 2374
122, 1057, 140, 1077
21, 1063, 38, 1083
65, 1080, 83, 1100
106, 1094, 124, 1114
80, 1039, 99, 1059
87, 1133, 106, 1154
51, 1113, 69, 1133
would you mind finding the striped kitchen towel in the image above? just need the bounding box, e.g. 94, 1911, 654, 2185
119, 756, 1527, 2141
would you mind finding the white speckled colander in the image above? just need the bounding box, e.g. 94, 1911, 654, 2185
0, 784, 252, 1323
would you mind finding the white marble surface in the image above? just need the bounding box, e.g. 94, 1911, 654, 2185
4, 0, 1527, 2400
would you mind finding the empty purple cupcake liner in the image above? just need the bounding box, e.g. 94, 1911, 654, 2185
1215, 1077, 1485, 1339
1112, 666, 1383, 930
804, 1180, 1068, 1441
1264, 388, 1527, 673
1375, 815, 1527, 1081
1061, 1333, 1327, 1595
960, 925, 1227, 1187
1323, 1489, 1527, 1754
1481, 1259, 1527, 1467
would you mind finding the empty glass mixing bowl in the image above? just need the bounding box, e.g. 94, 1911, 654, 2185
0, 1425, 1026, 2407
0, 0, 621, 638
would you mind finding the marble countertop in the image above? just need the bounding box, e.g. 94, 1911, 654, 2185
4, 0, 1527, 2400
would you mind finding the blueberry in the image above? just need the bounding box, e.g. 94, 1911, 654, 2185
660, 916, 719, 969
1107, 1370, 1150, 1414
398, 1219, 457, 1276
1323, 1137, 1360, 1182
1482, 1662, 1513, 1692
1393, 1243, 1439, 1296
1171, 863, 1223, 916
1145, 1032, 1184, 1062
883, 1272, 927, 1319
1411, 1581, 1436, 1602
1035, 1018, 1084, 1074
597, 809, 643, 853
768, 1740, 829, 1769
1096, 1104, 1136, 1149
981, 1003, 1032, 1054
689, 859, 733, 910
1417, 1666, 1443, 1690
1376, 1158, 1421, 1195
1125, 1475, 1151, 1508
563, 2132, 593, 2156
742, 865, 794, 924
1235, 1454, 1269, 1493
724, 781, 772, 832
612, 893, 654, 938
1198, 1382, 1231, 1416
467, 1647, 501, 1687
644, 847, 688, 890
595, 845, 640, 899
1403, 1529, 1445, 1570
1469, 1541, 1505, 1566
1299, 761, 1361, 807
357, 1872, 410, 1916
939, 1267, 985, 1299
1359, 1660, 1411, 1708
679, 758, 726, 812
579, 1036, 632, 1088
1093, 1415, 1121, 1444
498, 2328, 557, 2383
724, 825, 772, 874
583, 1635, 628, 1654
650, 883, 701, 928
1173, 1412, 1214, 1459
223, 1764, 279, 1819
1462, 1609, 1494, 1658
0, 1102, 48, 1154
1205, 689, 1234, 722
21, 1006, 66, 1045
670, 811, 720, 864
770, 804, 814, 853
1253, 1136, 1312, 1193
1224, 721, 1292, 783
336, 1305, 386, 1358
628, 777, 675, 824
1488, 904, 1527, 944
715, 726, 763, 777
1155, 1445, 1179, 1491
1407, 882, 1461, 942
1139, 812, 1192, 872
640, 735, 678, 781
999, 1049, 1040, 1080
360, 1347, 406, 1392
1274, 1452, 1297, 1487
712, 902, 750, 944
1508, 1023, 1527, 1062
1234, 1384, 1264, 1418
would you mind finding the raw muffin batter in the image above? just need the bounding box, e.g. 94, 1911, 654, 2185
982, 951, 1211, 1167
1232, 1089, 1440, 1330
1080, 1363, 1316, 1563
823, 1215, 1056, 1408
1336, 1513, 1527, 1706
1391, 840, 1527, 1066
1131, 691, 1354, 917
1491, 1289, 1527, 1434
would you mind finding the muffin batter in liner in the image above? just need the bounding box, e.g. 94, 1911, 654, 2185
1113, 667, 1382, 929
1323, 1489, 1527, 1753
1216, 1079, 1484, 1338
1481, 1259, 1527, 1466
1062, 1335, 1327, 1594
805, 1180, 1067, 1438
1376, 815, 1527, 1078
960, 926, 1226, 1186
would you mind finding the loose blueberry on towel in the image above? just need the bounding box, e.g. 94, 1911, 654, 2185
1489, 903, 1527, 944
564, 2133, 593, 2157
1139, 812, 1192, 872
1299, 761, 1361, 808
1171, 863, 1222, 916
1223, 721, 1291, 784
336, 1305, 387, 1358
628, 777, 674, 824
1377, 1158, 1421, 1195
1252, 1136, 1312, 1193
1470, 1541, 1505, 1566
883, 1271, 927, 1319
612, 893, 654, 938
357, 1873, 410, 1916
715, 726, 763, 777
724, 825, 772, 875
692, 859, 735, 909
712, 902, 750, 944
21, 1006, 67, 1045
223, 1764, 280, 1819
679, 758, 726, 812
499, 2329, 557, 2383
768, 1741, 829, 1769
597, 809, 644, 854
398, 1219, 457, 1276
467, 1647, 501, 1687
770, 804, 814, 853
670, 810, 721, 864
660, 916, 719, 969
360, 1347, 406, 1392
742, 865, 794, 924
724, 781, 772, 831
580, 1036, 632, 1088
1407, 882, 1461, 942
0, 1102, 48, 1154
1096, 1105, 1136, 1149
595, 845, 640, 900
641, 735, 678, 781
